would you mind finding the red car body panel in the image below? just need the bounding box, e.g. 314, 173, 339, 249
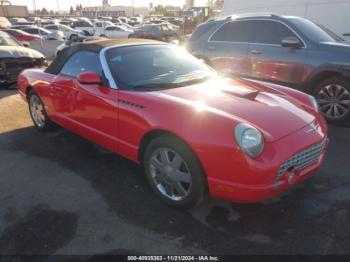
16, 34, 42, 42
1, 29, 42, 42
17, 67, 329, 203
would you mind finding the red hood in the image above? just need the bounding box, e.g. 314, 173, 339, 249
151, 78, 315, 142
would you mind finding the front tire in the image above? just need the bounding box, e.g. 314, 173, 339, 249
28, 90, 55, 132
313, 77, 350, 125
70, 34, 78, 41
143, 135, 208, 208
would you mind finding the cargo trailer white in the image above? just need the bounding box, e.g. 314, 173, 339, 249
222, 0, 350, 41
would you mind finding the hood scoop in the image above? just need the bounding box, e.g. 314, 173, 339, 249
222, 88, 260, 101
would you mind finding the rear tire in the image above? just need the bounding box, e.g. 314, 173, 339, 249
143, 135, 208, 209
28, 90, 56, 132
313, 77, 350, 125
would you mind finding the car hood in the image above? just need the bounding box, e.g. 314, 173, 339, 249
0, 46, 44, 58
151, 78, 315, 143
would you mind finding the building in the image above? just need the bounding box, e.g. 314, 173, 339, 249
0, 0, 29, 17
185, 0, 194, 10
82, 5, 150, 17
222, 0, 350, 38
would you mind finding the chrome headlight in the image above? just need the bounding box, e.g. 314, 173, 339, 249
308, 95, 319, 112
234, 124, 264, 158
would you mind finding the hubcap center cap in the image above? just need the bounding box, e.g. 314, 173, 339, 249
163, 165, 175, 184
165, 165, 173, 174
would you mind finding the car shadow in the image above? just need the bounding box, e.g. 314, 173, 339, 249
0, 89, 17, 99
0, 125, 349, 254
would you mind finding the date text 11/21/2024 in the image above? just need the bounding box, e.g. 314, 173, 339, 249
127, 256, 220, 261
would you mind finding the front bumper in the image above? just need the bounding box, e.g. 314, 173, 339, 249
204, 117, 329, 203
208, 138, 328, 202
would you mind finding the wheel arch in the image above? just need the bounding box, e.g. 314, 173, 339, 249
25, 85, 33, 100
305, 66, 350, 93
138, 129, 203, 168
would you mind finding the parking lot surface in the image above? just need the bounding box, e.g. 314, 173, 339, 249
0, 89, 350, 255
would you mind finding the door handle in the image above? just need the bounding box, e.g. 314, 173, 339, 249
208, 46, 216, 51
250, 50, 262, 55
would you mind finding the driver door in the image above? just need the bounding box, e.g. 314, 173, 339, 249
51, 50, 119, 152
248, 20, 308, 87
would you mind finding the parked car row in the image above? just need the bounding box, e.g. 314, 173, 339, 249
187, 13, 350, 124
1, 15, 185, 43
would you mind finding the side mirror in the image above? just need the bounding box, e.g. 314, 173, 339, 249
77, 72, 102, 85
22, 42, 30, 47
281, 37, 303, 49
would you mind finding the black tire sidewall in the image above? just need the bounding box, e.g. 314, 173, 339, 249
313, 77, 350, 125
143, 135, 207, 209
70, 34, 78, 40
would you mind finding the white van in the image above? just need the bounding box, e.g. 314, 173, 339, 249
222, 0, 350, 41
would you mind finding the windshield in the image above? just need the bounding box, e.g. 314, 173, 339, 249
0, 32, 20, 46
106, 45, 215, 89
318, 24, 345, 42
288, 17, 335, 43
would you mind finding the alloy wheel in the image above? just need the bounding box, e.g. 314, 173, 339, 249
316, 84, 350, 119
149, 148, 192, 201
29, 95, 45, 127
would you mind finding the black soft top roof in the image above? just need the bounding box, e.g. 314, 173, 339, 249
45, 38, 163, 75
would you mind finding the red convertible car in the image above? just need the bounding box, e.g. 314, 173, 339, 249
17, 39, 329, 208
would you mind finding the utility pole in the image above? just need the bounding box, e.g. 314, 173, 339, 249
56, 0, 59, 16
32, 0, 37, 18
132, 0, 135, 16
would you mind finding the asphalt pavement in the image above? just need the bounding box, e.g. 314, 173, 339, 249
0, 89, 350, 255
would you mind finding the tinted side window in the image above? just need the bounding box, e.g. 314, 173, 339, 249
26, 29, 39, 34
190, 22, 218, 41
255, 20, 297, 45
60, 51, 103, 78
211, 21, 253, 42
46, 25, 57, 30
80, 21, 92, 27
8, 30, 18, 36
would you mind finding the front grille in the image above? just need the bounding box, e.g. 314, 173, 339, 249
277, 139, 325, 178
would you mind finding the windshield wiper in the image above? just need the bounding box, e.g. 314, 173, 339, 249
132, 83, 182, 89
175, 75, 212, 86
132, 76, 213, 89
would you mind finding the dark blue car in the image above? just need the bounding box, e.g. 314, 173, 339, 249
187, 14, 350, 124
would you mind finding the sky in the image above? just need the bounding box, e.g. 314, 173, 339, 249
11, 0, 209, 10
